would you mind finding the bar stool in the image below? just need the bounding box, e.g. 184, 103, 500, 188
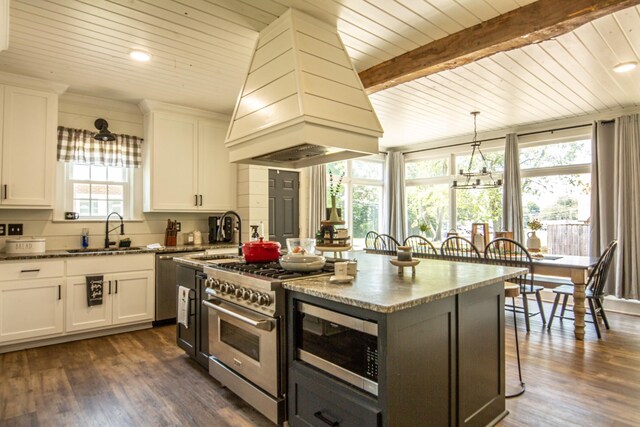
505, 284, 525, 398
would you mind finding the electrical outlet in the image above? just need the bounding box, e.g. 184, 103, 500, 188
176, 222, 181, 231
0, 224, 5, 236
8, 224, 23, 236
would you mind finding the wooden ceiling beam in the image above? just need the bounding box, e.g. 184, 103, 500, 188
359, 0, 640, 94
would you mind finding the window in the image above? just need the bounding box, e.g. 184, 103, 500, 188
405, 157, 451, 242
326, 157, 384, 248
63, 163, 134, 219
520, 138, 591, 255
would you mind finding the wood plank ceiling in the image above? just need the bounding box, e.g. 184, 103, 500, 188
1, 0, 639, 150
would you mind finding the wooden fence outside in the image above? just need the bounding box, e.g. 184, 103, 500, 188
546, 223, 589, 256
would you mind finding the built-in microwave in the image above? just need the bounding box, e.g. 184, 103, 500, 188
295, 302, 379, 396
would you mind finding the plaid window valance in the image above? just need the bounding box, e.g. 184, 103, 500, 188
57, 126, 143, 168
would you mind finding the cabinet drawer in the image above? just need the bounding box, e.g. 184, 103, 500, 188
66, 254, 154, 276
289, 363, 381, 427
0, 260, 64, 281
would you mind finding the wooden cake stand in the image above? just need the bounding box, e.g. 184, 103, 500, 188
390, 258, 420, 276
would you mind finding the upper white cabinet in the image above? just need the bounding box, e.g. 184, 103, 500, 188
139, 100, 236, 212
0, 84, 58, 208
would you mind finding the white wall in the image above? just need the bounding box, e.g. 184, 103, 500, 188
0, 93, 231, 251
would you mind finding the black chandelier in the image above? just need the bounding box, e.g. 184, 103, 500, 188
452, 112, 502, 190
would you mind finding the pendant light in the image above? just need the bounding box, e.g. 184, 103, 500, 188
452, 112, 502, 190
94, 118, 116, 142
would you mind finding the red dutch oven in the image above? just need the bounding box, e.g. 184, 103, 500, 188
242, 238, 281, 262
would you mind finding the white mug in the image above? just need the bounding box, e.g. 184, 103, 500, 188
334, 262, 348, 277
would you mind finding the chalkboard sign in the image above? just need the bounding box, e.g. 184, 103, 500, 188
86, 275, 104, 306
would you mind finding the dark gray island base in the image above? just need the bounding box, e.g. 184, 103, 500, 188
284, 253, 526, 427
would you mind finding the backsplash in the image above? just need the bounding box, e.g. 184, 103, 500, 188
0, 210, 216, 251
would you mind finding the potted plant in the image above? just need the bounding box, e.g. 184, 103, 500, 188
526, 218, 542, 252
418, 220, 432, 239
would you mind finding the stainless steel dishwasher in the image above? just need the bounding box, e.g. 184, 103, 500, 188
155, 252, 188, 324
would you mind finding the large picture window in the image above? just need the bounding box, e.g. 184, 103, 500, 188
520, 138, 591, 255
326, 157, 384, 248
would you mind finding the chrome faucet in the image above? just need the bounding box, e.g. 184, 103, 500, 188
105, 212, 125, 248
218, 211, 242, 256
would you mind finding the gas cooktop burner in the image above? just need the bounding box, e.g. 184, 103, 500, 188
214, 260, 334, 280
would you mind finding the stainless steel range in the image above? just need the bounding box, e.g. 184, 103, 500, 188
203, 260, 335, 425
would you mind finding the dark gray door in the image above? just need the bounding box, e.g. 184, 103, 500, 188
269, 169, 299, 247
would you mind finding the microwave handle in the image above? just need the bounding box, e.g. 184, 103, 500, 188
299, 302, 378, 336
203, 300, 274, 332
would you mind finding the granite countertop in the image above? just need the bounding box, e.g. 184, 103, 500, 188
0, 243, 239, 261
283, 252, 527, 313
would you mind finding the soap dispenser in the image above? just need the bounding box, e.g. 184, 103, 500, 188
81, 228, 89, 249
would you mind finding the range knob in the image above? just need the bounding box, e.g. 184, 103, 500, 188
211, 279, 221, 290
257, 294, 272, 306
205, 277, 215, 287
242, 289, 252, 300
225, 283, 236, 294
249, 291, 259, 303
235, 287, 245, 298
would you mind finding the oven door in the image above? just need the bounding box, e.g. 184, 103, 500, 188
205, 297, 278, 397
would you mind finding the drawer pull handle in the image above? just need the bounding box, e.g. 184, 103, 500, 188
195, 194, 198, 206
108, 280, 112, 295
20, 269, 41, 273
314, 411, 340, 426
115, 280, 118, 294
3, 184, 6, 199
58, 285, 62, 300
199, 194, 203, 206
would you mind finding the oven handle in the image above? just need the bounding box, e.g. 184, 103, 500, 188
203, 300, 274, 332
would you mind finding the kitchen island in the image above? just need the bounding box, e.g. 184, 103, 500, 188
283, 253, 526, 427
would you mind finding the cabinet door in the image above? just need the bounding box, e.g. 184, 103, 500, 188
112, 270, 155, 325
148, 111, 199, 210
0, 279, 64, 342
66, 275, 113, 332
1, 85, 57, 207
198, 119, 236, 211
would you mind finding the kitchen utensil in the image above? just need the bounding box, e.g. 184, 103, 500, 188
286, 238, 316, 254
242, 238, 281, 262
329, 274, 354, 284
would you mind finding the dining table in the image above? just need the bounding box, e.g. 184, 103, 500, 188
531, 254, 599, 340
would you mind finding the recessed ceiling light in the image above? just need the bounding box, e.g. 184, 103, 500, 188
129, 50, 151, 62
613, 61, 637, 73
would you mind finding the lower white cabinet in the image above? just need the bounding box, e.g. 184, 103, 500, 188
0, 279, 64, 343
66, 270, 154, 333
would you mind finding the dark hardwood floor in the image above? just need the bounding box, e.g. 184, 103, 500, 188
1, 304, 638, 426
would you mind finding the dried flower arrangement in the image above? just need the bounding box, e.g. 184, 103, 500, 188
527, 218, 543, 231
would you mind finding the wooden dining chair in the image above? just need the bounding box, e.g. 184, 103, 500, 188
403, 235, 438, 257
440, 236, 481, 259
364, 231, 379, 250
485, 238, 546, 332
547, 240, 618, 339
374, 234, 400, 255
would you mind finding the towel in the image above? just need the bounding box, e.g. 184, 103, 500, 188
178, 286, 190, 328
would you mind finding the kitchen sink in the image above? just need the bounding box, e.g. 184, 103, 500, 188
66, 246, 147, 254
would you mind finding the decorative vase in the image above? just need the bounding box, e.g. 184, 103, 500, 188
526, 231, 541, 252
329, 195, 341, 222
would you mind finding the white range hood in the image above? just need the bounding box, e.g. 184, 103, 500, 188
225, 8, 383, 169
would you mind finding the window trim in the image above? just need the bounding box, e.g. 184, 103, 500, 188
53, 162, 143, 222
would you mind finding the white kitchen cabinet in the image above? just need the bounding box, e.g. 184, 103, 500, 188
0, 260, 65, 343
66, 255, 155, 333
0, 84, 58, 207
140, 100, 236, 212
